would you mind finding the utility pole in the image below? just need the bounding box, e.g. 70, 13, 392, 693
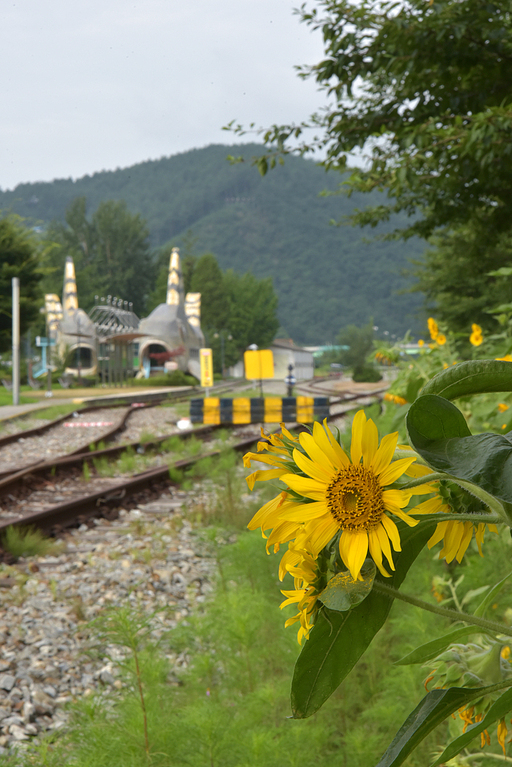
12, 278, 20, 406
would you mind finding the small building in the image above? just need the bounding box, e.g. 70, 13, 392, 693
229, 339, 314, 380
270, 339, 314, 380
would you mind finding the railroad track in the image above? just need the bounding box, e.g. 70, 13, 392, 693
0, 385, 386, 541
0, 423, 261, 536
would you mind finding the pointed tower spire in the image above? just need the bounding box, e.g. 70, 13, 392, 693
166, 247, 184, 306
63, 256, 79, 315
185, 293, 201, 328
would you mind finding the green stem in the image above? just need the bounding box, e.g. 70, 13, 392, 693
372, 581, 512, 638
400, 473, 448, 489
410, 512, 501, 525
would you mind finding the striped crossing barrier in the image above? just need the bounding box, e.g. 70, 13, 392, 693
190, 397, 329, 424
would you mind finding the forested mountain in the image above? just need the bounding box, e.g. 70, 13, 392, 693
0, 144, 427, 344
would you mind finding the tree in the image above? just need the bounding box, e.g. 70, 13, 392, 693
191, 256, 279, 373
223, 270, 279, 363
190, 253, 231, 331
337, 322, 381, 382
411, 225, 512, 334
233, 0, 512, 242
0, 216, 43, 353
43, 197, 154, 316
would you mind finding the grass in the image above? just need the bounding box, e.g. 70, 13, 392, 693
1, 526, 63, 559
0, 387, 39, 406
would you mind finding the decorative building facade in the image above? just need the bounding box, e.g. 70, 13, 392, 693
45, 249, 204, 381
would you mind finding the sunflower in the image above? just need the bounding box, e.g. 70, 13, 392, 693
246, 412, 425, 581
470, 323, 483, 347
279, 546, 324, 644
412, 486, 498, 563
427, 317, 439, 341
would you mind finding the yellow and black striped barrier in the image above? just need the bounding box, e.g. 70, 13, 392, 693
190, 397, 329, 424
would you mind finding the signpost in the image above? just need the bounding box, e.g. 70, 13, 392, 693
12, 279, 19, 406
36, 336, 56, 397
200, 348, 213, 395
285, 363, 296, 397
244, 348, 274, 397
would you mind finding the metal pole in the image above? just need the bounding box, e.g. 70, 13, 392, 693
12, 278, 20, 406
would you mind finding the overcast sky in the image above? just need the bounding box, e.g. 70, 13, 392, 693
0, 0, 327, 191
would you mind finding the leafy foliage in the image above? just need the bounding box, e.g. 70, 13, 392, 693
43, 197, 154, 316
0, 216, 42, 352
411, 225, 512, 335
242, 0, 512, 242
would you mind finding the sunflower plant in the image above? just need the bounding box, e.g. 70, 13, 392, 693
244, 359, 512, 766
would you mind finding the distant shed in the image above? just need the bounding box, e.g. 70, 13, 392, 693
270, 339, 314, 380
230, 339, 314, 380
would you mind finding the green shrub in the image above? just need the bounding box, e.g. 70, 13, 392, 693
352, 365, 382, 383
129, 370, 198, 387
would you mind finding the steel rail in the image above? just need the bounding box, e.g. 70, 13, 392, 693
0, 432, 261, 534
0, 387, 386, 495
0, 423, 225, 498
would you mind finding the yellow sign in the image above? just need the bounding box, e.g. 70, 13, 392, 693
244, 349, 274, 380
200, 348, 213, 388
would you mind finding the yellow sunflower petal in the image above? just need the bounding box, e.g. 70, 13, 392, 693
379, 514, 401, 552
428, 520, 449, 550
406, 463, 436, 478
339, 530, 368, 581
375, 523, 396, 571
371, 431, 399, 476
247, 492, 286, 530
368, 528, 389, 576
323, 419, 351, 467
386, 506, 418, 526
474, 523, 485, 556
246, 468, 287, 491
412, 496, 448, 515
298, 432, 336, 473
378, 457, 417, 486
313, 421, 349, 468
455, 522, 474, 563
244, 452, 286, 468
304, 517, 338, 557
350, 410, 367, 465
281, 473, 326, 501
279, 423, 299, 442
382, 488, 411, 512
278, 501, 330, 522
292, 447, 333, 482
267, 521, 302, 553
440, 521, 464, 563
361, 418, 379, 468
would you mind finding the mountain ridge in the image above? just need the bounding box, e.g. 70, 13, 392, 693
0, 143, 427, 344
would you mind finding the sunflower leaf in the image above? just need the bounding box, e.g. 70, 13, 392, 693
431, 686, 512, 767
473, 571, 512, 618
406, 395, 512, 507
420, 360, 512, 401
375, 684, 512, 767
291, 522, 434, 718
318, 560, 376, 612
406, 394, 471, 447
395, 626, 494, 666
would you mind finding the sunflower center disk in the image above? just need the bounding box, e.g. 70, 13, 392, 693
326, 464, 386, 532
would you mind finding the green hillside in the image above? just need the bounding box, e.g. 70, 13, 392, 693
0, 144, 427, 344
